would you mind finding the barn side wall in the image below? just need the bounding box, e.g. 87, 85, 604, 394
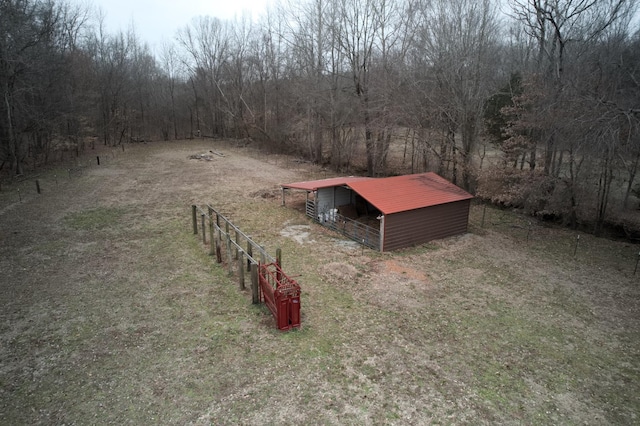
382, 199, 471, 251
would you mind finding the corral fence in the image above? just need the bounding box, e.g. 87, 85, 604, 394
191, 204, 301, 331
306, 199, 380, 250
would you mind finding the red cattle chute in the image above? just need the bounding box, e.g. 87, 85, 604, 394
258, 262, 301, 331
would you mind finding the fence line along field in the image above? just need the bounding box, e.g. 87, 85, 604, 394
1, 140, 638, 424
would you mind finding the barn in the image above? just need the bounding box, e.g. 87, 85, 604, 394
281, 172, 473, 251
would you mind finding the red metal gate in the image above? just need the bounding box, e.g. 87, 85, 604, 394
259, 262, 301, 331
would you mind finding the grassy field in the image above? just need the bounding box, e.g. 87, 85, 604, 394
1, 139, 639, 424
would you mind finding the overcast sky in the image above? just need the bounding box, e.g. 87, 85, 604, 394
81, 0, 271, 50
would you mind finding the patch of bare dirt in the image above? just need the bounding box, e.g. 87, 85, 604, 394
320, 262, 359, 283
350, 259, 433, 310
280, 224, 315, 245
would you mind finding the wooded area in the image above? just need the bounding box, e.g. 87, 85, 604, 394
1, 0, 639, 236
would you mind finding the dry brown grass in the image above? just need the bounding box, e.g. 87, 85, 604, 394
0, 139, 639, 424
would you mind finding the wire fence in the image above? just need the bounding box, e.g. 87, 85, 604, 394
468, 202, 640, 277
0, 146, 127, 205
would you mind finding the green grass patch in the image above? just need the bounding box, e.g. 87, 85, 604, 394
64, 206, 126, 230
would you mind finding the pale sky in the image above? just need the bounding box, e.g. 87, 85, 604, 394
83, 0, 271, 50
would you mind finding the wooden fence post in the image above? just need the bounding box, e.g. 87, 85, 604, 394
216, 238, 222, 263
36, 179, 41, 194
208, 207, 215, 256
201, 213, 206, 245
192, 205, 197, 234
224, 221, 229, 251
234, 230, 240, 260
238, 252, 245, 290
226, 223, 232, 274
214, 214, 220, 255
276, 248, 282, 282
251, 263, 259, 304
247, 242, 253, 272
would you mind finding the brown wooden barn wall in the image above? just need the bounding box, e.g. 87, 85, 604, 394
382, 199, 471, 251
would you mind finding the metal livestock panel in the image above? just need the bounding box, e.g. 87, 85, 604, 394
382, 200, 471, 251
321, 212, 380, 250
306, 199, 316, 219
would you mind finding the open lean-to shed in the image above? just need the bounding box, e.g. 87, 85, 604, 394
281, 172, 474, 252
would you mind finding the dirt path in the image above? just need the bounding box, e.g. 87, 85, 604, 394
1, 140, 638, 424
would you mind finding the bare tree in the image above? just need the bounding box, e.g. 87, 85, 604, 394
274, 0, 323, 162
334, 0, 414, 176
177, 16, 232, 137
415, 0, 500, 189
509, 0, 638, 176
481, 0, 640, 232
333, 0, 377, 175
87, 13, 141, 147
1, 0, 91, 175
254, 7, 288, 147
158, 42, 183, 140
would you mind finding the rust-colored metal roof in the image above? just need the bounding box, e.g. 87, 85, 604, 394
282, 172, 472, 215
281, 176, 373, 191
347, 172, 473, 214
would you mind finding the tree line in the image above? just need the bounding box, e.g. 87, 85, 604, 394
1, 0, 639, 235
